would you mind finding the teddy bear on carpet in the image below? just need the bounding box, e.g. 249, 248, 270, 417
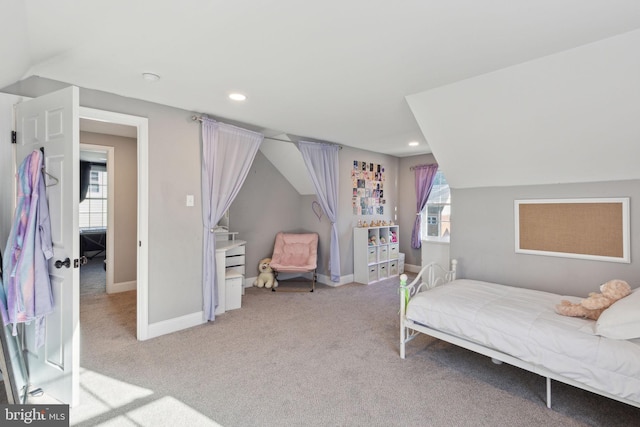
253, 257, 278, 289
555, 279, 631, 320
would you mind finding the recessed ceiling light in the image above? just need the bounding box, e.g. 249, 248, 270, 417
229, 93, 247, 101
408, 141, 420, 147
142, 72, 160, 81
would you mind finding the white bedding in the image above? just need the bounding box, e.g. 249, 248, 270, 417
405, 279, 640, 404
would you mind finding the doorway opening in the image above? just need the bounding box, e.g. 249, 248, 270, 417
79, 143, 112, 297
79, 108, 149, 341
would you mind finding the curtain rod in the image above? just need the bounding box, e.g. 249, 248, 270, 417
191, 115, 342, 148
410, 163, 437, 171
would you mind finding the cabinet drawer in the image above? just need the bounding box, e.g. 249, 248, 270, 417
225, 276, 243, 311
226, 255, 245, 268
227, 245, 245, 257
226, 265, 245, 275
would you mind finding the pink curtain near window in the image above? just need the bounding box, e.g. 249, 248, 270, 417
411, 164, 439, 249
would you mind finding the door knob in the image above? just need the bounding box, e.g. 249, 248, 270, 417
54, 258, 71, 269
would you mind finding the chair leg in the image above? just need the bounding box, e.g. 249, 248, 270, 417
271, 271, 316, 292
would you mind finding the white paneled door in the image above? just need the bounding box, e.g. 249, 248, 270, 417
15, 86, 80, 406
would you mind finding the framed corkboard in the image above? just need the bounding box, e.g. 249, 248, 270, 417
514, 198, 630, 263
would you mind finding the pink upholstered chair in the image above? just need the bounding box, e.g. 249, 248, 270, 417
269, 232, 319, 292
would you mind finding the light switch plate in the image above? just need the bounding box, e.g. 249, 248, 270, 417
186, 194, 195, 207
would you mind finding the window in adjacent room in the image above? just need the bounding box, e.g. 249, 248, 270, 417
79, 165, 107, 230
421, 170, 450, 242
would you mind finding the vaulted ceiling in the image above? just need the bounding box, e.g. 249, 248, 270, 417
3, 1, 640, 187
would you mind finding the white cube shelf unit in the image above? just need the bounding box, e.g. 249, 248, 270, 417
353, 225, 399, 284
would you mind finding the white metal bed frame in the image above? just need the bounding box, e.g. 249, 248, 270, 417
399, 260, 640, 410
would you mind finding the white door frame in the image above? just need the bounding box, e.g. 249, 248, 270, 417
79, 107, 150, 340
79, 143, 115, 288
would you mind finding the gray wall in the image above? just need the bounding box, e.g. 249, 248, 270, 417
81, 91, 203, 323
230, 151, 303, 277
80, 131, 137, 284
338, 147, 399, 278
232, 145, 402, 281
451, 180, 640, 297
3, 78, 204, 324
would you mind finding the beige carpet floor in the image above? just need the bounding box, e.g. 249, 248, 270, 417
80, 256, 106, 296
68, 276, 640, 427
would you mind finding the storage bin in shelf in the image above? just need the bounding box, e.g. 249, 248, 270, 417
379, 263, 388, 279
389, 243, 399, 259
389, 261, 398, 276
368, 265, 378, 283
367, 246, 377, 264
379, 245, 389, 261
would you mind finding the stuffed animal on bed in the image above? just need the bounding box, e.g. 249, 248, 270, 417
555, 279, 632, 320
253, 257, 278, 289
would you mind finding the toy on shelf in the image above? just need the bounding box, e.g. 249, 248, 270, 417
368, 235, 377, 246
390, 231, 398, 243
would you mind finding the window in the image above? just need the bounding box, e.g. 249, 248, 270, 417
79, 165, 107, 229
421, 170, 450, 242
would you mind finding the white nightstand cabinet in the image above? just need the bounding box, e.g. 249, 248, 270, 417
215, 239, 246, 314
353, 226, 399, 284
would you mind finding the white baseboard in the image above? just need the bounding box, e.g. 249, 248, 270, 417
147, 311, 205, 340
404, 264, 421, 273
107, 280, 136, 294
317, 273, 353, 287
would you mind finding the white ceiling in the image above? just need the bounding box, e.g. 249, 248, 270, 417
408, 29, 640, 188
3, 1, 640, 167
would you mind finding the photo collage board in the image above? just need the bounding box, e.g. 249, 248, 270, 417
352, 160, 385, 216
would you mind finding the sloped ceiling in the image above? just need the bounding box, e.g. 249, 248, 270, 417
3, 1, 640, 189
1, 2, 30, 88
259, 136, 315, 195
407, 29, 640, 189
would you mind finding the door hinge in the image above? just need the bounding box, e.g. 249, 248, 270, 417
11, 131, 16, 144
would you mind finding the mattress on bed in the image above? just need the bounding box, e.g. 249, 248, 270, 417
406, 279, 640, 403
